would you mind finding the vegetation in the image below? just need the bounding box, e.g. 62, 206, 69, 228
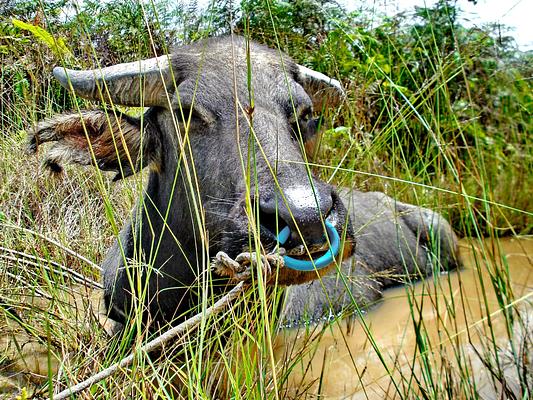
0, 0, 531, 399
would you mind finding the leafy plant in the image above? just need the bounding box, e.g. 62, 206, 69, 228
11, 18, 73, 60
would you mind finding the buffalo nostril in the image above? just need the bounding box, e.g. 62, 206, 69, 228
290, 222, 328, 249
257, 201, 288, 236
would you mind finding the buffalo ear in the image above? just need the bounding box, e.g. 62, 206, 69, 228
28, 110, 161, 180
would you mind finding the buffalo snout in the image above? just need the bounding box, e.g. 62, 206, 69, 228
244, 181, 354, 270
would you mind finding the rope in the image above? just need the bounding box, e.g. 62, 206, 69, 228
53, 281, 246, 400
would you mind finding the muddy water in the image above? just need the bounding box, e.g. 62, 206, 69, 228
0, 285, 104, 397
275, 238, 533, 399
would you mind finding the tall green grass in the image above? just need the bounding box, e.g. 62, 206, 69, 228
1, 1, 531, 399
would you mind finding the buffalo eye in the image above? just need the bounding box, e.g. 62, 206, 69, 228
290, 107, 319, 142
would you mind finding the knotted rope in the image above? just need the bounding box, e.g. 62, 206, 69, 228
53, 251, 281, 400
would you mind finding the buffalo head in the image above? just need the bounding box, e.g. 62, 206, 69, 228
29, 36, 355, 327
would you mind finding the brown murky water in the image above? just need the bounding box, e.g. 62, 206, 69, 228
1, 238, 532, 398
275, 237, 533, 398
0, 283, 106, 397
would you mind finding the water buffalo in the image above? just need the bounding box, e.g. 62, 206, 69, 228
28, 36, 458, 330
282, 189, 459, 325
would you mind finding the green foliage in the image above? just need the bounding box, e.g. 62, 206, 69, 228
267, 0, 532, 235
11, 18, 73, 60
64, 0, 170, 64
1, 0, 530, 234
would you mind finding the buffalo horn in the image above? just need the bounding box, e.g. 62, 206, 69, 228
53, 55, 174, 107
296, 65, 345, 109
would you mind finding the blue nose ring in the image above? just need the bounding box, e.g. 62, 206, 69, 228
275, 220, 340, 271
